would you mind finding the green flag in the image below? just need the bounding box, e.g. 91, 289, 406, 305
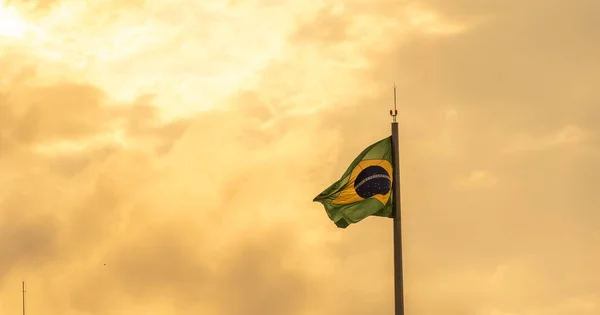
313, 137, 394, 228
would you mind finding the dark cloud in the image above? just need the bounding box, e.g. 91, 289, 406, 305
3, 83, 108, 145
0, 194, 59, 281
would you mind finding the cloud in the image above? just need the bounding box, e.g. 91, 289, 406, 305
0, 50, 338, 314
455, 170, 499, 189
1, 0, 599, 314
504, 125, 591, 153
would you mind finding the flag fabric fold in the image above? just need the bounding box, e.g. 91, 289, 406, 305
313, 137, 394, 228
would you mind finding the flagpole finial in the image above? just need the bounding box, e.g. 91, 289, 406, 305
390, 83, 398, 122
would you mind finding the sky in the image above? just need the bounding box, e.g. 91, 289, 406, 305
0, 0, 599, 314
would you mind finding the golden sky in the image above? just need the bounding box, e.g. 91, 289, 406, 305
1, 0, 599, 314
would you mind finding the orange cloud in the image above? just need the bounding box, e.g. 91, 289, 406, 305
1, 0, 599, 314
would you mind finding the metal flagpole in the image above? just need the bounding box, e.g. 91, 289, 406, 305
390, 84, 405, 315
22, 281, 25, 315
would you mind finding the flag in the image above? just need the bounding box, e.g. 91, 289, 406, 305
313, 137, 394, 228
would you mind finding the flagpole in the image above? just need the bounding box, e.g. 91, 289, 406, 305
390, 84, 405, 315
22, 281, 25, 315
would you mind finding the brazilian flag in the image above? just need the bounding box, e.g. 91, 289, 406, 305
314, 137, 394, 228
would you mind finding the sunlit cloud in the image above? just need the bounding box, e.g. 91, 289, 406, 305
505, 125, 590, 153
405, 4, 470, 35
0, 1, 27, 38
455, 170, 499, 189
1, 0, 599, 314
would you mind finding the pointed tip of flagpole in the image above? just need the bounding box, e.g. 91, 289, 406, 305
390, 83, 398, 122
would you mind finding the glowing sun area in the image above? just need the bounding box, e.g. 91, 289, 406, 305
0, 1, 27, 38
